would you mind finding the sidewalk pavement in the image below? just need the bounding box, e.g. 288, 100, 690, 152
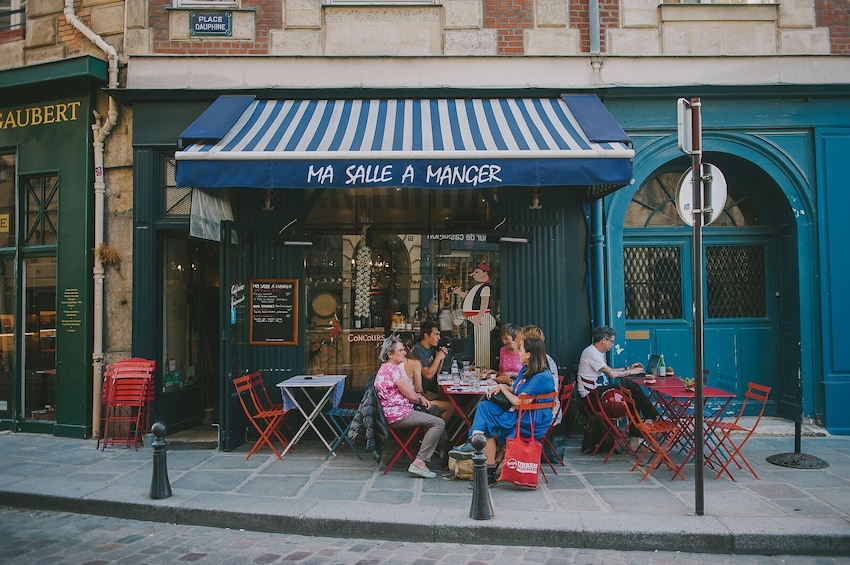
1, 419, 848, 557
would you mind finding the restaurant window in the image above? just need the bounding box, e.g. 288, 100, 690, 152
23, 257, 56, 421
0, 153, 15, 248
0, 259, 13, 419
303, 186, 498, 387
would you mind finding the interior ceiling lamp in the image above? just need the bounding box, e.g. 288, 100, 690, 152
273, 218, 314, 247
486, 217, 532, 244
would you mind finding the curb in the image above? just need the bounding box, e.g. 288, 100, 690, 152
3, 489, 849, 557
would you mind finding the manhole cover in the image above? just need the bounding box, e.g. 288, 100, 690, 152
766, 452, 829, 469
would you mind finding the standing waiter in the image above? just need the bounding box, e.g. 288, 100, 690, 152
452, 263, 495, 369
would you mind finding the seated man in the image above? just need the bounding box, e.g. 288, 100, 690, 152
410, 321, 453, 422
577, 325, 660, 449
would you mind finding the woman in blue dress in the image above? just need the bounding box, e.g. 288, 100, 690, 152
449, 336, 555, 485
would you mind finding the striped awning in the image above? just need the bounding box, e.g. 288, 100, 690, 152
175, 95, 633, 190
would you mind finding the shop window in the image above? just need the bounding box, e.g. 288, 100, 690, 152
23, 174, 58, 246
162, 236, 194, 392
0, 259, 13, 418
23, 257, 56, 421
162, 155, 191, 217
0, 153, 14, 248
324, 0, 436, 4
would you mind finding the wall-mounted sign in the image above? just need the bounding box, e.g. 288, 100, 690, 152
250, 279, 298, 346
189, 11, 232, 37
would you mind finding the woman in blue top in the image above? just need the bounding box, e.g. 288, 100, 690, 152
449, 336, 555, 485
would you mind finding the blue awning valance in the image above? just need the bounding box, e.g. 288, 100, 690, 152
175, 95, 633, 190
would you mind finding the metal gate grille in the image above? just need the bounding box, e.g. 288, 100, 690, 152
624, 246, 682, 319
706, 245, 765, 318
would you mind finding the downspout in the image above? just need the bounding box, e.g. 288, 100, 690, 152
589, 0, 603, 77
64, 0, 120, 439
591, 199, 606, 327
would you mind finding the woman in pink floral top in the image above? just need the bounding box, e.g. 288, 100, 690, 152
495, 323, 523, 384
373, 335, 446, 479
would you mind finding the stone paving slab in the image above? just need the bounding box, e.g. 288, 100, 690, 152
1, 429, 849, 556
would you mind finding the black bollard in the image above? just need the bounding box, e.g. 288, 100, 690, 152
149, 421, 172, 499
469, 433, 494, 520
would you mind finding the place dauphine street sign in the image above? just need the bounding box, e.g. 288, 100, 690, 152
189, 11, 232, 37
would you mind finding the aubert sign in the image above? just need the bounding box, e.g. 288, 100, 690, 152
0, 101, 82, 130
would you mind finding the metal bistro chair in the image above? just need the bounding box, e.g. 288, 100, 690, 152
375, 385, 423, 475
98, 358, 156, 450
514, 390, 558, 484
324, 405, 363, 461
585, 388, 639, 463
704, 382, 771, 481
100, 371, 153, 450
620, 385, 685, 481
539, 379, 575, 473
233, 373, 289, 460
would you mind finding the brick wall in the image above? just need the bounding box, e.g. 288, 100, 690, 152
58, 5, 93, 55
482, 0, 533, 55
816, 0, 850, 54
151, 0, 281, 54
571, 0, 619, 54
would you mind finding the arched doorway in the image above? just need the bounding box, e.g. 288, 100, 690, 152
611, 152, 800, 418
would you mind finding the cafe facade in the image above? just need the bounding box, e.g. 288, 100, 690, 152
129, 87, 633, 448
0, 56, 108, 437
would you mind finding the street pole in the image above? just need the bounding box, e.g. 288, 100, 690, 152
690, 98, 706, 516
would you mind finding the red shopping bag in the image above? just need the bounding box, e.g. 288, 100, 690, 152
498, 413, 542, 488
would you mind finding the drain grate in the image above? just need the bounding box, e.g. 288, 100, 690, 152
766, 452, 829, 469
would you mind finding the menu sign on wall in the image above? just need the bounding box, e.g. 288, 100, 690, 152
249, 279, 298, 346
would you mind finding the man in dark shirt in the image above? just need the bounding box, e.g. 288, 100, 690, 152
411, 321, 452, 421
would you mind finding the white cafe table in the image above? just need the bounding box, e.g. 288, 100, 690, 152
276, 375, 346, 458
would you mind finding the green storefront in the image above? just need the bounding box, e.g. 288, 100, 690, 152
0, 56, 106, 437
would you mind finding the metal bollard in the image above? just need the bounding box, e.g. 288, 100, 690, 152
469, 433, 494, 520
149, 421, 172, 500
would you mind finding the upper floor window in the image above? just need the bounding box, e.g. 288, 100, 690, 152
323, 0, 436, 5
0, 0, 25, 33
661, 1, 773, 4
174, 0, 237, 8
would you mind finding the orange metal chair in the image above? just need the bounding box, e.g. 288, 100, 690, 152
538, 380, 574, 472
233, 373, 289, 460
515, 390, 558, 483
704, 382, 771, 480
620, 386, 685, 481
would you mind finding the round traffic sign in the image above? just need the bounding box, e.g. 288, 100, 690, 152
675, 163, 727, 227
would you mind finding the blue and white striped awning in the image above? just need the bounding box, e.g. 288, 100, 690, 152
175, 95, 633, 190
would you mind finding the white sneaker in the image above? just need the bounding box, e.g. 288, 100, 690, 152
408, 463, 436, 479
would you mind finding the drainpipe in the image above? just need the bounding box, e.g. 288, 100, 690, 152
589, 0, 600, 55
64, 0, 120, 439
591, 199, 606, 327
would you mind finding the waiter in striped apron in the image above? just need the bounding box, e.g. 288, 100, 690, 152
453, 263, 496, 369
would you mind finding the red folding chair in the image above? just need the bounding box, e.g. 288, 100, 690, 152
704, 382, 771, 481
233, 373, 289, 460
584, 389, 639, 462
100, 373, 152, 450
620, 385, 685, 481
375, 389, 422, 475
514, 390, 558, 484
539, 380, 574, 472
98, 358, 156, 449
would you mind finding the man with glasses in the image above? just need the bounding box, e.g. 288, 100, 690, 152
578, 326, 659, 450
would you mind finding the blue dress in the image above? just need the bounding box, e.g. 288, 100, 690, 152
469, 366, 555, 445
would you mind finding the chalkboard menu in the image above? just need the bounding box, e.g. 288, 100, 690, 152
249, 279, 298, 346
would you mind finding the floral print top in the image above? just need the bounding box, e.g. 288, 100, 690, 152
499, 345, 523, 374
374, 361, 413, 424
